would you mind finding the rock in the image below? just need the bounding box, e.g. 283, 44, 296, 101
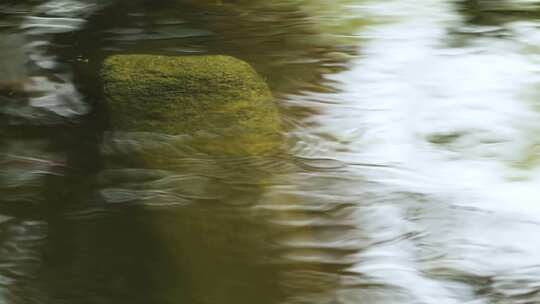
101, 54, 282, 157
100, 55, 333, 303
0, 34, 29, 92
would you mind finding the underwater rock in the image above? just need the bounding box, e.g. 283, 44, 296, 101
0, 34, 29, 92
101, 54, 282, 157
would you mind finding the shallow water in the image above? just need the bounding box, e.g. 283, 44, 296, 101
2, 0, 540, 303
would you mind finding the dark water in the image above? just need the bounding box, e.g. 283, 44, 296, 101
2, 1, 540, 303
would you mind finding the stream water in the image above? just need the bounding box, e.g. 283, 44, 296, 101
2, 0, 540, 303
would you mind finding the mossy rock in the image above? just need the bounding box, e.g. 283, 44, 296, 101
101, 54, 282, 157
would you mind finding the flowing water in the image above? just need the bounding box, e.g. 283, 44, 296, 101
2, 0, 540, 303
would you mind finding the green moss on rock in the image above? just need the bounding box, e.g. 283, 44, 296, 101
101, 54, 282, 156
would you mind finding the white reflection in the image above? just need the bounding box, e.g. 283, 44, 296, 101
288, 0, 540, 303
13, 0, 111, 120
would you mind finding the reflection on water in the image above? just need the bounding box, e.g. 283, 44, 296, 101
2, 0, 540, 303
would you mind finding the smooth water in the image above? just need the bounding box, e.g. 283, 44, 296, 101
2, 0, 540, 303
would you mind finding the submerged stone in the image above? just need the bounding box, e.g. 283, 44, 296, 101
101, 54, 282, 157
0, 34, 29, 92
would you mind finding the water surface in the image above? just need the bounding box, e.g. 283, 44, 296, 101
2, 0, 540, 303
